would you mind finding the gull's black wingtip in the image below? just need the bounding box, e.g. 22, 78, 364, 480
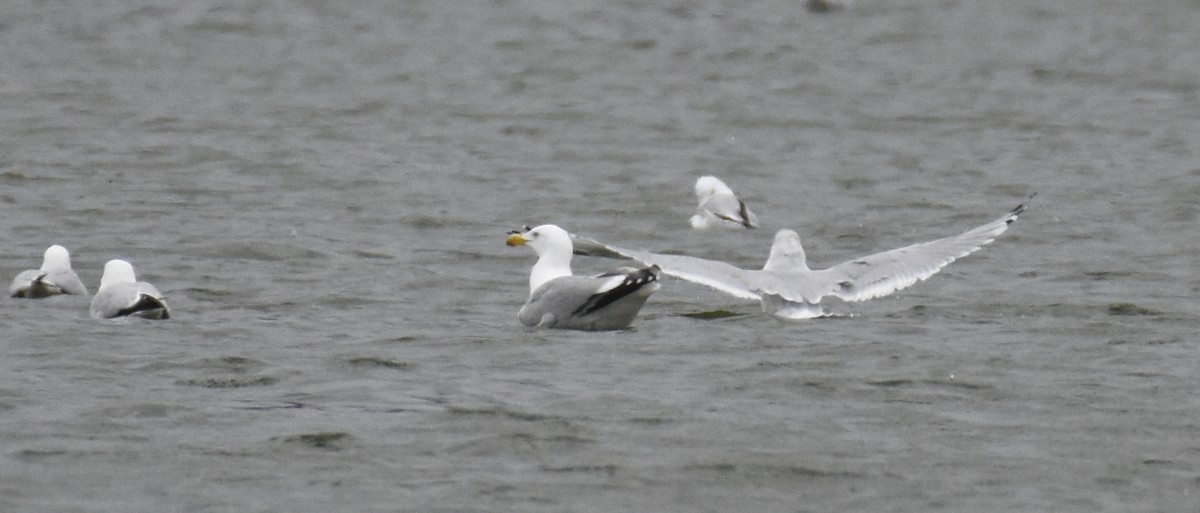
1006, 192, 1036, 223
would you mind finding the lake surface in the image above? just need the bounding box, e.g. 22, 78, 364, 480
2, 1, 1198, 511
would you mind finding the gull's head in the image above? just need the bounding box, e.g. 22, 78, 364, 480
507, 224, 575, 293
41, 245, 73, 271
763, 229, 809, 272
99, 259, 138, 288
506, 224, 573, 257
694, 176, 734, 200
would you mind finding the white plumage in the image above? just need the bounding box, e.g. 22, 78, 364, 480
90, 259, 170, 320
689, 176, 760, 230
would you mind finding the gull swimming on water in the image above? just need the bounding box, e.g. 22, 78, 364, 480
90, 259, 170, 320
507, 224, 660, 330
574, 199, 1030, 319
9, 245, 89, 298
690, 176, 760, 230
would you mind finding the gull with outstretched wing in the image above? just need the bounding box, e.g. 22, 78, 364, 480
573, 199, 1030, 319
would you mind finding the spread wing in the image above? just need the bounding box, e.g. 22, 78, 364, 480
571, 235, 763, 300
819, 201, 1027, 302
569, 197, 1030, 307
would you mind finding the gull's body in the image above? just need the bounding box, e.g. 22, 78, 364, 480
507, 224, 660, 330
9, 245, 89, 298
576, 200, 1029, 319
90, 260, 170, 320
690, 176, 759, 230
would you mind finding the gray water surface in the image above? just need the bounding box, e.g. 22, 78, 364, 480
2, 1, 1198, 511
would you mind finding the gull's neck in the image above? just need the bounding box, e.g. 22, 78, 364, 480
529, 247, 572, 294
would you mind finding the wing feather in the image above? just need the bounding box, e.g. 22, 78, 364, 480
572, 237, 763, 300
823, 202, 1026, 302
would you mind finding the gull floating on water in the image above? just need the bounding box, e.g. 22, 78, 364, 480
507, 224, 660, 330
9, 245, 89, 298
574, 199, 1030, 319
90, 259, 170, 320
690, 176, 760, 230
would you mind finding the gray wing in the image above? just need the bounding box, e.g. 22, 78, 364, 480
570, 234, 632, 259
90, 282, 169, 319
620, 249, 763, 300
43, 269, 89, 296
8, 269, 88, 297
520, 277, 603, 326
700, 194, 759, 229
816, 202, 1027, 302
9, 269, 41, 297
571, 236, 763, 301
519, 271, 658, 329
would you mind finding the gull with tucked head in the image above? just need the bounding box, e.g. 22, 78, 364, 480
9, 244, 89, 298
90, 259, 170, 320
507, 224, 660, 330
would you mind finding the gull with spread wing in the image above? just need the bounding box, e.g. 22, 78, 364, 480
574, 199, 1030, 319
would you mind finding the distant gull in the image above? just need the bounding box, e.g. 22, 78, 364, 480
9, 244, 89, 298
90, 259, 170, 320
690, 176, 760, 230
574, 199, 1030, 319
507, 224, 660, 330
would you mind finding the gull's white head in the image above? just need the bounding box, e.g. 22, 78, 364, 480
506, 224, 573, 257
41, 245, 73, 271
694, 176, 735, 200
99, 259, 138, 288
506, 224, 574, 293
763, 229, 810, 272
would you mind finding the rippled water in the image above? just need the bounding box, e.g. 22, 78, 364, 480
2, 1, 1198, 511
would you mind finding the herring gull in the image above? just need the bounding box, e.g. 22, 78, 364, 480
9, 245, 89, 298
90, 259, 170, 320
507, 224, 660, 330
690, 176, 759, 230
574, 199, 1030, 319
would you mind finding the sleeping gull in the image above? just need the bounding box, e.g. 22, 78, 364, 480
90, 259, 170, 320
506, 224, 660, 330
574, 199, 1030, 319
690, 176, 760, 229
9, 244, 89, 298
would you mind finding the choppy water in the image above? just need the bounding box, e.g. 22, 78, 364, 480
2, 1, 1198, 511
